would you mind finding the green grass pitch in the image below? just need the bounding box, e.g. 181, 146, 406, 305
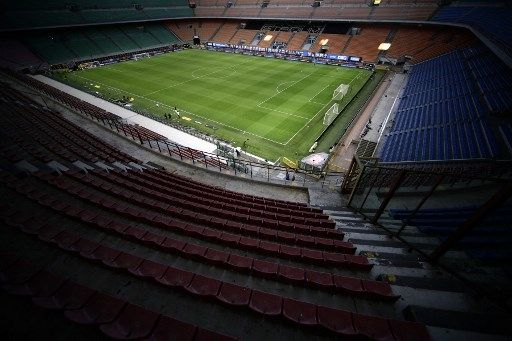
60, 49, 372, 162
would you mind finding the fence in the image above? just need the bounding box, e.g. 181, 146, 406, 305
3, 66, 348, 188
343, 154, 512, 308
95, 111, 345, 188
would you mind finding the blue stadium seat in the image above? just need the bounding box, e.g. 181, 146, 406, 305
380, 46, 508, 163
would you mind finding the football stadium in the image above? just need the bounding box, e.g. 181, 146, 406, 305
58, 49, 373, 161
0, 1, 511, 340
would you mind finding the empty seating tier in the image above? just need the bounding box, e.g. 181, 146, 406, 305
433, 4, 512, 56
380, 47, 510, 163
23, 23, 181, 64
0, 79, 430, 340
0, 0, 193, 30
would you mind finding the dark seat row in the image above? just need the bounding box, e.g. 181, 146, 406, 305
0, 79, 428, 340
0, 87, 137, 164
2, 202, 395, 301
71, 170, 340, 236
0, 254, 235, 341
0, 219, 429, 341
66, 171, 346, 252
3, 72, 327, 217
146, 168, 318, 212
119, 123, 168, 141
17, 175, 369, 270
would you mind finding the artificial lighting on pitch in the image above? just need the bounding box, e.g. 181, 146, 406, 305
319, 39, 329, 45
378, 43, 391, 51
263, 35, 273, 41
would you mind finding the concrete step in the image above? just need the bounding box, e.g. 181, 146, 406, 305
405, 305, 512, 337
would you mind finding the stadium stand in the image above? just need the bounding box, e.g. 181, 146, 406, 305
314, 33, 350, 54
209, 22, 241, 44
286, 31, 310, 51
344, 26, 391, 62
229, 28, 260, 45
0, 0, 193, 30
432, 2, 512, 56
463, 46, 512, 113
21, 23, 180, 65
389, 204, 512, 266
0, 81, 435, 340
385, 25, 477, 64
193, 0, 438, 21
368, 5, 436, 21
1, 0, 512, 338
0, 256, 235, 340
168, 20, 477, 64
173, 20, 226, 42
380, 46, 512, 163
0, 39, 43, 70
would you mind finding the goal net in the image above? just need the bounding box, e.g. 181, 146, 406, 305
133, 52, 150, 61
323, 103, 339, 126
332, 84, 349, 101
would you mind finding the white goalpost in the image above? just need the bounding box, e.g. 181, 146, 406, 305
323, 103, 339, 126
332, 83, 349, 101
322, 83, 349, 126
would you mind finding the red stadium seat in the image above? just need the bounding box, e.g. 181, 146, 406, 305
204, 248, 230, 265
32, 281, 96, 310
65, 292, 126, 325
352, 313, 395, 341
227, 254, 253, 271
282, 298, 317, 326
129, 259, 167, 279
249, 290, 282, 316
252, 259, 278, 278
100, 303, 159, 339
161, 238, 187, 253
279, 244, 301, 259
305, 270, 333, 289
103, 252, 143, 271
140, 231, 166, 246
362, 280, 399, 300
317, 305, 357, 336
85, 245, 121, 262
183, 243, 208, 260
157, 267, 194, 288
217, 282, 251, 306
52, 231, 81, 251
278, 264, 305, 284
185, 275, 222, 297
333, 275, 364, 295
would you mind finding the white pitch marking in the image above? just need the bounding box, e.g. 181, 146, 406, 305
74, 75, 289, 145
144, 59, 252, 96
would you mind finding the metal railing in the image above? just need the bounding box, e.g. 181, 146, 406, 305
344, 154, 512, 307
3, 66, 348, 188
66, 100, 346, 188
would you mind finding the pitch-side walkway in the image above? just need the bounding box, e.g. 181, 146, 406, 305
32, 75, 217, 154
327, 72, 408, 171
327, 72, 392, 171
365, 73, 407, 144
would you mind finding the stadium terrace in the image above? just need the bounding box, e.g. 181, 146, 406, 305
0, 1, 511, 340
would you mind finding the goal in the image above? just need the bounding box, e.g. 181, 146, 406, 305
332, 84, 349, 101
323, 103, 339, 126
133, 52, 150, 61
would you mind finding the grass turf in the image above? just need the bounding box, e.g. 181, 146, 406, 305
58, 48, 372, 162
